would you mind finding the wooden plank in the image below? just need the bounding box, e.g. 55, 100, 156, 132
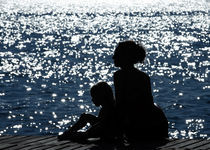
15, 144, 48, 150
16, 136, 55, 145
0, 144, 17, 149
193, 140, 210, 150
45, 144, 81, 150
8, 136, 41, 145
16, 136, 96, 150
5, 143, 35, 150
30, 145, 55, 150
124, 141, 167, 150
0, 135, 13, 140
7, 137, 55, 150
195, 144, 210, 150
0, 136, 26, 143
7, 142, 54, 150
54, 143, 83, 150
187, 139, 210, 149
74, 144, 96, 150
0, 136, 210, 150
159, 139, 189, 149
1, 136, 32, 145
6, 136, 55, 150
43, 138, 70, 146
33, 136, 57, 145
170, 139, 202, 149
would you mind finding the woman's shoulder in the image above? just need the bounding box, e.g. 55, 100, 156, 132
133, 68, 150, 78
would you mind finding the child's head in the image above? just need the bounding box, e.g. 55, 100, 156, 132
113, 41, 146, 68
90, 82, 114, 107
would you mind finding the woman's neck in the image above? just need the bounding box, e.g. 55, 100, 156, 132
121, 65, 135, 70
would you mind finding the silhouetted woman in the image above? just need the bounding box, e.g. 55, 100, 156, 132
113, 41, 168, 141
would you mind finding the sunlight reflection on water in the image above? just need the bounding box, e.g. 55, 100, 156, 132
0, 0, 209, 138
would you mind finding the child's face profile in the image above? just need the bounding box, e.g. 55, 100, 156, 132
91, 90, 107, 107
91, 93, 101, 107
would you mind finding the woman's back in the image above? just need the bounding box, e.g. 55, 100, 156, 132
114, 68, 153, 110
114, 68, 168, 140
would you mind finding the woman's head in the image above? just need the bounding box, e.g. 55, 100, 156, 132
113, 41, 146, 68
90, 82, 114, 107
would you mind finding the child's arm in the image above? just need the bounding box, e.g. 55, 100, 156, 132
58, 113, 98, 141
85, 120, 104, 138
68, 113, 98, 132
86, 107, 115, 138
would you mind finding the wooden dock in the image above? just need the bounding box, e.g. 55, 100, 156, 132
0, 135, 209, 150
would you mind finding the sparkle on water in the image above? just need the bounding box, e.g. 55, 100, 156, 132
0, 0, 209, 139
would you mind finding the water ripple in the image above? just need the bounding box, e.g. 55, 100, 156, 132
0, 0, 209, 138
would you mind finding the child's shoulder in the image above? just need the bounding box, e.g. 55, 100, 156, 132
98, 106, 114, 118
113, 70, 123, 78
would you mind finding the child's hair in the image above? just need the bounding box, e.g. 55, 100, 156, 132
90, 82, 115, 105
114, 41, 146, 64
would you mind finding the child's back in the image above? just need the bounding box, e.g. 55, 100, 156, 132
93, 102, 116, 140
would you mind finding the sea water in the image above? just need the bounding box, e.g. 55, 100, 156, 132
0, 0, 209, 139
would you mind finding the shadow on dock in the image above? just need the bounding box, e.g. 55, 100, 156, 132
70, 138, 169, 150
1, 135, 209, 150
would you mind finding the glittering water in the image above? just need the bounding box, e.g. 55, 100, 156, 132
0, 0, 209, 139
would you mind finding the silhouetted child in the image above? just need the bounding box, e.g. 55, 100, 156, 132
112, 41, 168, 141
57, 82, 116, 142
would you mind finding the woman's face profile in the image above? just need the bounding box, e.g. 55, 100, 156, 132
112, 48, 122, 67
112, 55, 119, 67
113, 51, 129, 68
91, 94, 101, 107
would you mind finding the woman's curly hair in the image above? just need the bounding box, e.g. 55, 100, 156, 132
114, 41, 146, 64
